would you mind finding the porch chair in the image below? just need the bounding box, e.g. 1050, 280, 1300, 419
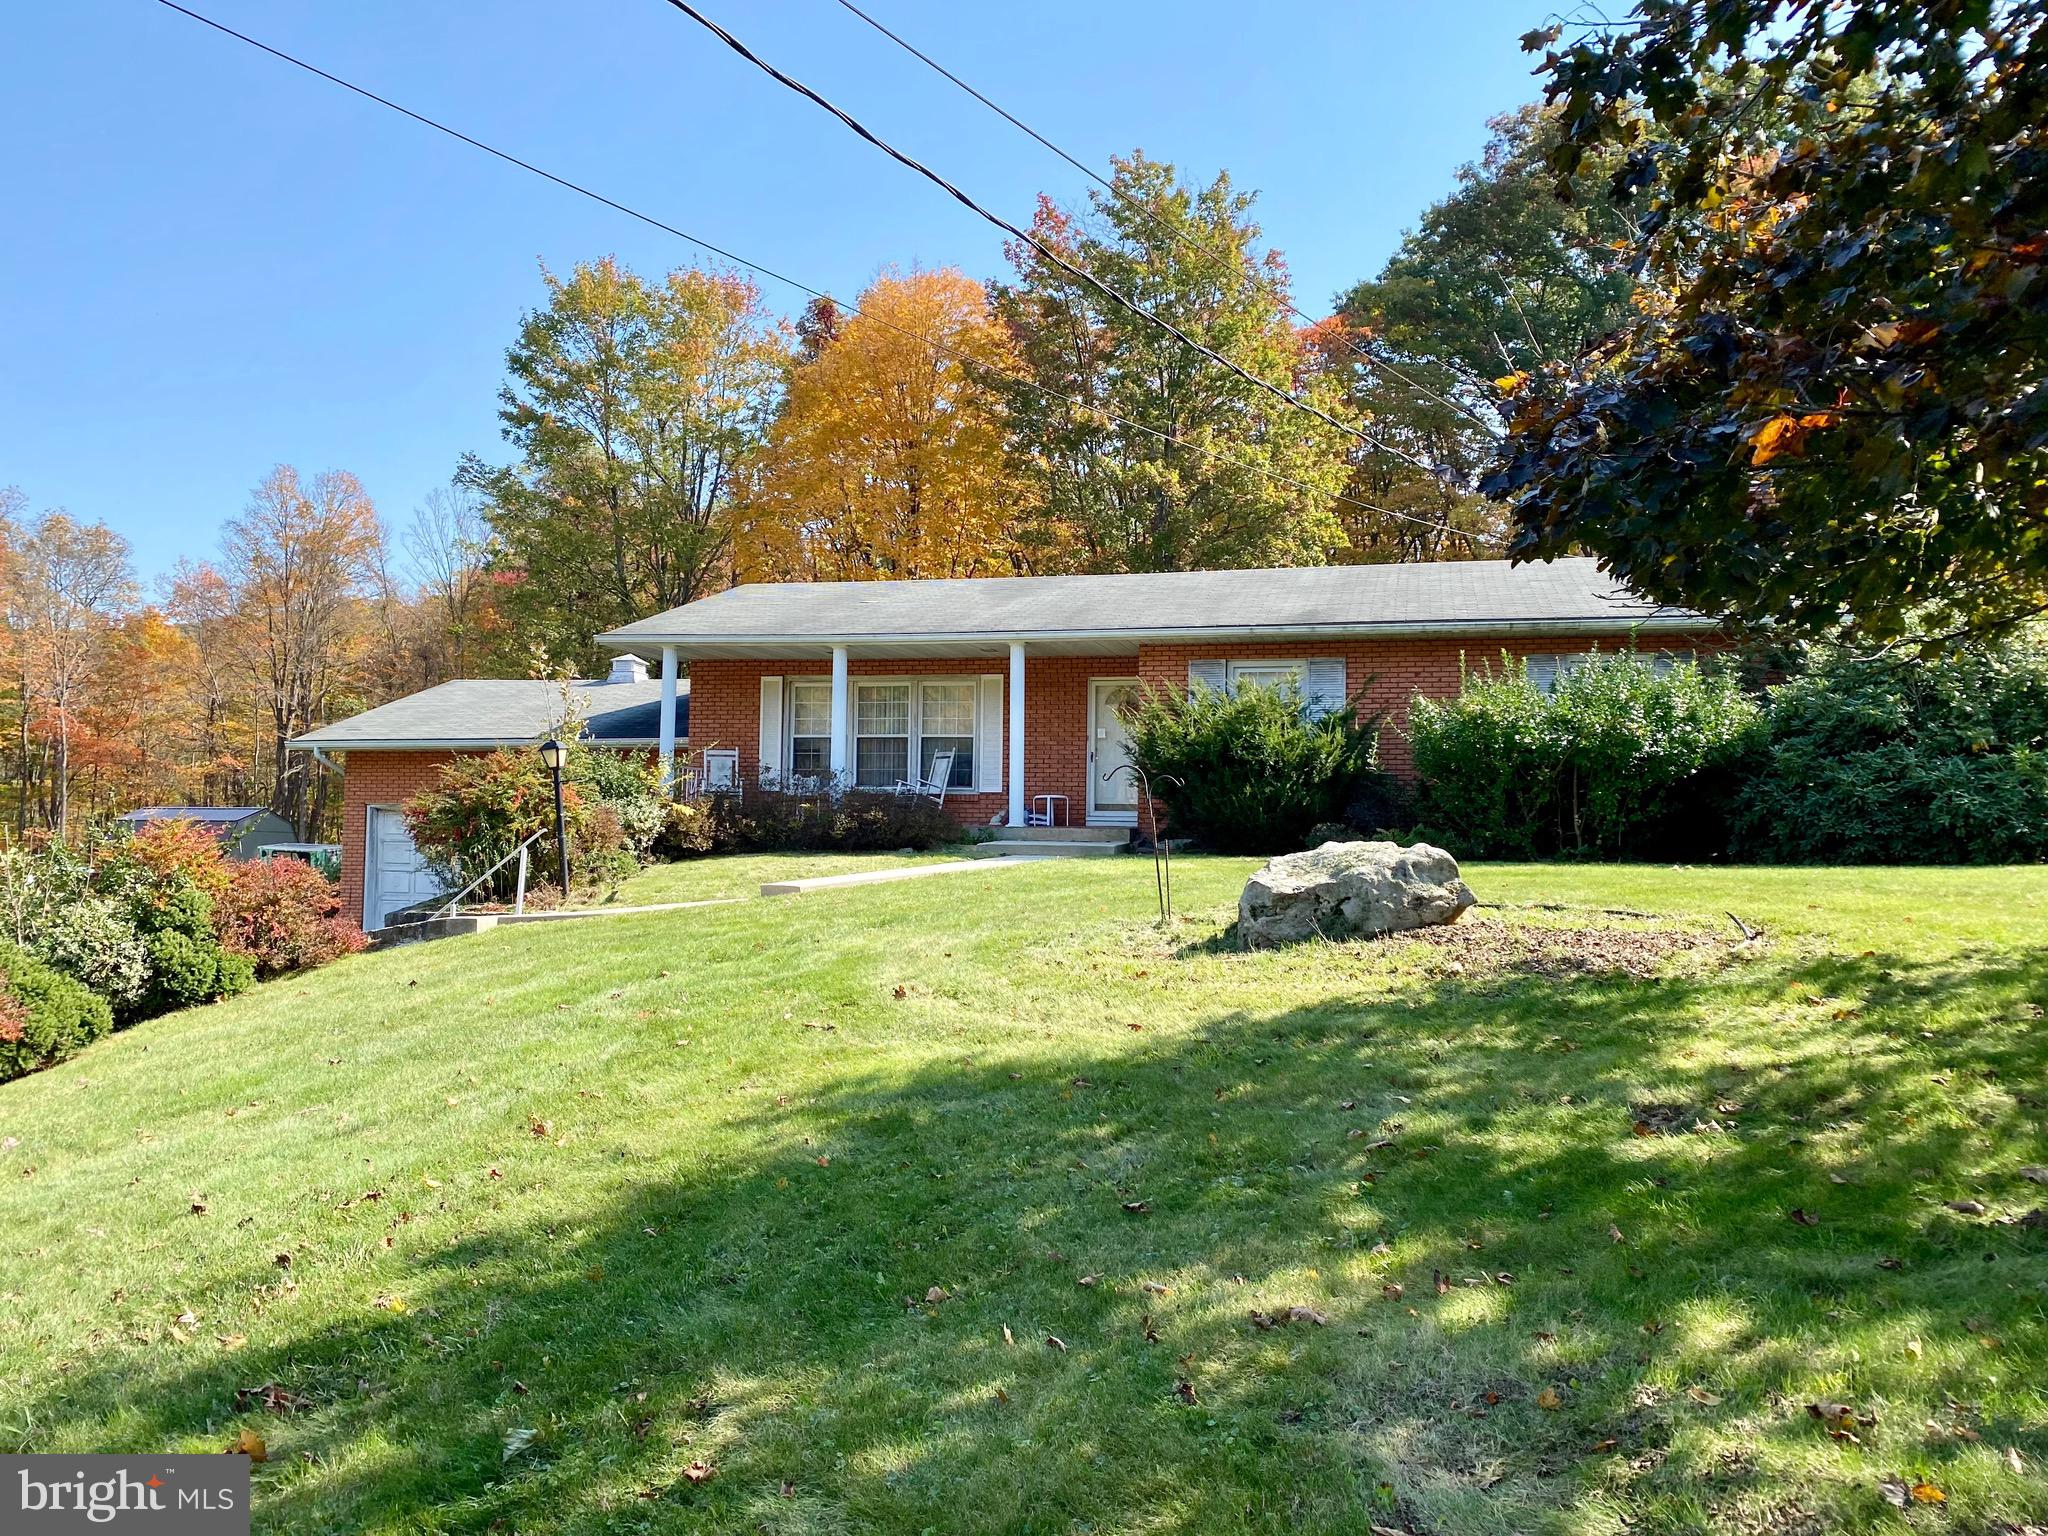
894, 748, 955, 805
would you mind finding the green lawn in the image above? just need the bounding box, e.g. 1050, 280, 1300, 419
1, 857, 2044, 1535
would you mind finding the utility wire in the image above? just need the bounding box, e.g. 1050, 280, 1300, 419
829, 0, 1501, 439
652, 0, 1443, 476
151, 0, 1473, 545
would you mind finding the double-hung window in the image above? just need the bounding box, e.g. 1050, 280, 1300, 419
854, 683, 913, 788
918, 681, 975, 788
788, 681, 833, 778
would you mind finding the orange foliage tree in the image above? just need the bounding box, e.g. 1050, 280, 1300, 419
737, 269, 1028, 581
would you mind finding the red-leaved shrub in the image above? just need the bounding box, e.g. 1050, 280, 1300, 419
217, 858, 368, 978
121, 819, 233, 901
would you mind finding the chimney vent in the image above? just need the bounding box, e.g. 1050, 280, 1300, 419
607, 653, 650, 684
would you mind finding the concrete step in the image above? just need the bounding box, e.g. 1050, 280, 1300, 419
978, 824, 1129, 844
966, 840, 1120, 859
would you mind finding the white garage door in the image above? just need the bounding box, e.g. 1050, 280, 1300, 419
365, 807, 445, 930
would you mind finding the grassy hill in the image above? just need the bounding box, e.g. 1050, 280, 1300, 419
1, 856, 2044, 1534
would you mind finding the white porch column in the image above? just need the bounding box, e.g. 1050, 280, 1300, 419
657, 645, 680, 792
1007, 641, 1027, 828
829, 644, 851, 783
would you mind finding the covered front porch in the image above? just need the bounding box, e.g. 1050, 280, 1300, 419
644, 639, 1146, 830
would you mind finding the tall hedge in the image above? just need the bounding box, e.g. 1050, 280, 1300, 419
1408, 652, 1757, 859
1123, 680, 1392, 854
1730, 639, 2048, 864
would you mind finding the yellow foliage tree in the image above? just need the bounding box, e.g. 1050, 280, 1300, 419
738, 269, 1026, 581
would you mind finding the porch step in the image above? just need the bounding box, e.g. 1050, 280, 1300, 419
966, 839, 1120, 859
979, 824, 1129, 844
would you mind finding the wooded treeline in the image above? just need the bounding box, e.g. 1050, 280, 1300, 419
3, 114, 1625, 839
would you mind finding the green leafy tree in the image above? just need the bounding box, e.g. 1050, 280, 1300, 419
1327, 104, 1638, 561
468, 259, 789, 667
988, 153, 1353, 573
1488, 2, 2048, 646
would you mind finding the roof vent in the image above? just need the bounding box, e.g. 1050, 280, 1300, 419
607, 653, 651, 684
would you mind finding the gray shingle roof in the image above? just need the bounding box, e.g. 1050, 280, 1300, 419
291, 677, 685, 751
598, 557, 1709, 655
118, 806, 270, 824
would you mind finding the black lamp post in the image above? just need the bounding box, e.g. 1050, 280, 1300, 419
538, 737, 571, 893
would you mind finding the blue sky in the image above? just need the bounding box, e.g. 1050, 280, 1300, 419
4, 0, 1554, 584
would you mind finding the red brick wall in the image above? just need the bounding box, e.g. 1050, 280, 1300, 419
690, 633, 1705, 831
336, 749, 460, 927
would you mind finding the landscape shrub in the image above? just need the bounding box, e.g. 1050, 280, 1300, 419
570, 749, 666, 860
1122, 678, 1391, 854
218, 858, 369, 977
1729, 637, 2048, 864
1408, 651, 1757, 859
21, 895, 151, 1012
0, 937, 115, 1084
652, 798, 717, 859
113, 819, 233, 902
141, 929, 255, 1014
703, 784, 958, 853
404, 749, 635, 903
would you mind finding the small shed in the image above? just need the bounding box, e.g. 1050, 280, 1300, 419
116, 806, 298, 860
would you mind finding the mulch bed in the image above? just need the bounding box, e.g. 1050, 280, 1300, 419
1379, 916, 1737, 979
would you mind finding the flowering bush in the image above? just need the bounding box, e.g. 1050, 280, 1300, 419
218, 858, 369, 978
112, 819, 233, 902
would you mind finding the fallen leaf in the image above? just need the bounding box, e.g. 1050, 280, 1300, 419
1946, 1199, 1987, 1215
682, 1460, 715, 1485
1001, 1324, 1014, 1346
1608, 1224, 1625, 1245
1121, 1200, 1150, 1215
1879, 1477, 1909, 1510
1686, 1385, 1722, 1405
1381, 1282, 1404, 1301
227, 1427, 267, 1462
1174, 1378, 1198, 1405
1904, 1338, 1923, 1362
2020, 1167, 2048, 1185
1789, 1208, 1820, 1227
1537, 1387, 1563, 1410
1045, 1335, 1066, 1351
1909, 1481, 1945, 1504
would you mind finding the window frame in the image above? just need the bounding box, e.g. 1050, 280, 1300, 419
783, 674, 981, 790
786, 679, 833, 780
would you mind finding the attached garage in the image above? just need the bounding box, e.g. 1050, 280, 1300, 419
290, 656, 687, 931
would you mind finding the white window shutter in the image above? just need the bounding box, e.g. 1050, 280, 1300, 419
757, 675, 783, 780
1188, 659, 1227, 692
1302, 658, 1347, 718
977, 675, 1004, 793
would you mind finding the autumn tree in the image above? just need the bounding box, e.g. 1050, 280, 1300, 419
404, 482, 494, 677
1490, 1, 2048, 645
7, 508, 138, 836
221, 466, 382, 834
739, 268, 1025, 581
989, 153, 1353, 573
468, 259, 788, 667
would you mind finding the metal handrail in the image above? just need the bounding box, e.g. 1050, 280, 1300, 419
428, 829, 550, 921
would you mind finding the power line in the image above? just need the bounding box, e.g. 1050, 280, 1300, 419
829, 0, 1501, 439
652, 0, 1445, 476
150, 0, 1475, 547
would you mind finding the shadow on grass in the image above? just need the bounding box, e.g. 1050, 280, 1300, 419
20, 944, 2048, 1535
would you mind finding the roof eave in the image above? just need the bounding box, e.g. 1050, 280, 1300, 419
595, 614, 1720, 653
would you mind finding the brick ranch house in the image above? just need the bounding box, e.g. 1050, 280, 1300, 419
298, 557, 1711, 930
293, 657, 682, 931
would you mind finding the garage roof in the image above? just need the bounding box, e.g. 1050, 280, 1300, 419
292, 675, 684, 752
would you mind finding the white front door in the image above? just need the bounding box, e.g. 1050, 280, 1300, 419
1088, 678, 1141, 824
365, 806, 444, 930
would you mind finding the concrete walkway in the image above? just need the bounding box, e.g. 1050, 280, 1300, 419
760, 856, 1052, 897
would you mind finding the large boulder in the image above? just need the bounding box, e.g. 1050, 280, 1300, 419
1239, 840, 1475, 949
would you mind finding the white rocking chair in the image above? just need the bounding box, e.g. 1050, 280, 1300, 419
894, 748, 956, 804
